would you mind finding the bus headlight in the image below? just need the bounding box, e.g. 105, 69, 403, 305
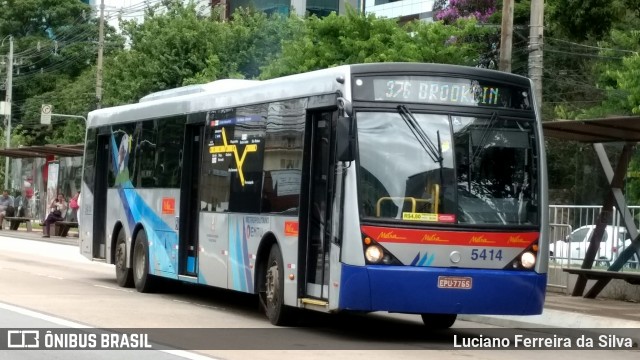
520, 252, 536, 269
365, 245, 384, 263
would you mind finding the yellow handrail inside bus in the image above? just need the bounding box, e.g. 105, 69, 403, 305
375, 184, 440, 217
430, 184, 440, 214
376, 197, 416, 217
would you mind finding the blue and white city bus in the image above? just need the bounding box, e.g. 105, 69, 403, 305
80, 63, 548, 327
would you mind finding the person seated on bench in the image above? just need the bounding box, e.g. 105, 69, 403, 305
0, 190, 15, 230
42, 194, 68, 238
8, 189, 35, 231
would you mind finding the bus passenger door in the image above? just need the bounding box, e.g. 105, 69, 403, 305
178, 123, 203, 278
303, 111, 334, 299
92, 133, 110, 259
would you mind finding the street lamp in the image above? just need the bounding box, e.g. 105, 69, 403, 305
1, 35, 13, 191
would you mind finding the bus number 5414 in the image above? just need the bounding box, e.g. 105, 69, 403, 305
470, 249, 503, 261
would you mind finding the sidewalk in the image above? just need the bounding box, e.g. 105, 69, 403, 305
2, 229, 638, 329
462, 291, 640, 328
0, 225, 78, 246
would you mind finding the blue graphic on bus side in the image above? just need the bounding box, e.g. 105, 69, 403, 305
410, 252, 435, 267
111, 132, 179, 277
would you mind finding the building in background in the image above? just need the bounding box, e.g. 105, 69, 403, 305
364, 0, 435, 23
212, 0, 362, 19
81, 0, 212, 31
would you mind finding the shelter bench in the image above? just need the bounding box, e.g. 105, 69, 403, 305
54, 221, 78, 237
563, 268, 640, 286
3, 217, 33, 232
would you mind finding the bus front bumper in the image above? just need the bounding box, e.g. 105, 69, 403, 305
339, 264, 546, 315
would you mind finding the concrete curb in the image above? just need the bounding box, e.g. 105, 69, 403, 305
460, 308, 640, 329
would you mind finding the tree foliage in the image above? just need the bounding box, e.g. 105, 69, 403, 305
433, 0, 498, 24
261, 8, 495, 79
547, 0, 620, 41
102, 2, 299, 105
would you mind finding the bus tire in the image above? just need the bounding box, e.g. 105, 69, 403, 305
115, 229, 133, 288
133, 230, 156, 293
420, 313, 457, 329
263, 245, 291, 326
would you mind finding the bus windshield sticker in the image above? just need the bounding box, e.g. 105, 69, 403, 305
402, 212, 456, 223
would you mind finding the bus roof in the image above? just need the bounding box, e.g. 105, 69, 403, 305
87, 63, 531, 128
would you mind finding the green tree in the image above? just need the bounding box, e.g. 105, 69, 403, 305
103, 1, 299, 105
261, 8, 495, 79
1, 0, 124, 147
0, 0, 112, 185
547, 0, 621, 41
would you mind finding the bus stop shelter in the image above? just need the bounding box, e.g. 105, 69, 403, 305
543, 117, 640, 297
0, 144, 84, 159
0, 144, 84, 222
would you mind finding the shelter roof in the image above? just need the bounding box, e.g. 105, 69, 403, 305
542, 116, 640, 143
0, 144, 84, 158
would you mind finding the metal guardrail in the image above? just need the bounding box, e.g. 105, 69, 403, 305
547, 205, 640, 293
548, 223, 572, 291
549, 205, 640, 268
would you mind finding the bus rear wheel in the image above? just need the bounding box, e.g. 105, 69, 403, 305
421, 313, 457, 329
262, 245, 291, 326
115, 229, 133, 288
132, 230, 156, 293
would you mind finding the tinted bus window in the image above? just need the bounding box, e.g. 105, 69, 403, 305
228, 105, 266, 213
109, 123, 137, 188
155, 116, 186, 188
262, 99, 307, 214
83, 128, 97, 191
201, 105, 267, 213
135, 120, 156, 188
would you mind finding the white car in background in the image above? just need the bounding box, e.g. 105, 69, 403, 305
551, 225, 631, 266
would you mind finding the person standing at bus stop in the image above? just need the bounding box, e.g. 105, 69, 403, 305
42, 194, 67, 238
69, 191, 80, 222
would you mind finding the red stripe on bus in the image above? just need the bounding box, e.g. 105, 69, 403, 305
361, 226, 538, 248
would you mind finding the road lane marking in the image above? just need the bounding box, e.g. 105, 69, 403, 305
171, 299, 224, 311
94, 284, 134, 292
0, 302, 221, 359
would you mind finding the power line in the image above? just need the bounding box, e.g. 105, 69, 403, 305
546, 37, 639, 55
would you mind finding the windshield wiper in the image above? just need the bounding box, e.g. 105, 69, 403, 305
470, 111, 499, 164
397, 105, 443, 164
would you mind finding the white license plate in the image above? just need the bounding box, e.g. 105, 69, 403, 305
437, 276, 472, 289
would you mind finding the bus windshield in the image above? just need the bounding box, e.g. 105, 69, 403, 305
356, 111, 538, 226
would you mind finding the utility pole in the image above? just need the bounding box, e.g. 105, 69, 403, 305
96, 0, 105, 110
499, 0, 514, 72
4, 36, 13, 190
528, 0, 544, 114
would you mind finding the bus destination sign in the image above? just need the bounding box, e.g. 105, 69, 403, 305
354, 76, 532, 110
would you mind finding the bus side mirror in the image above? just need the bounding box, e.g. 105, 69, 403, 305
336, 116, 355, 162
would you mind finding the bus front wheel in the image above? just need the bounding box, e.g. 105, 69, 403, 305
132, 230, 156, 293
421, 313, 457, 329
263, 245, 291, 326
115, 229, 133, 288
